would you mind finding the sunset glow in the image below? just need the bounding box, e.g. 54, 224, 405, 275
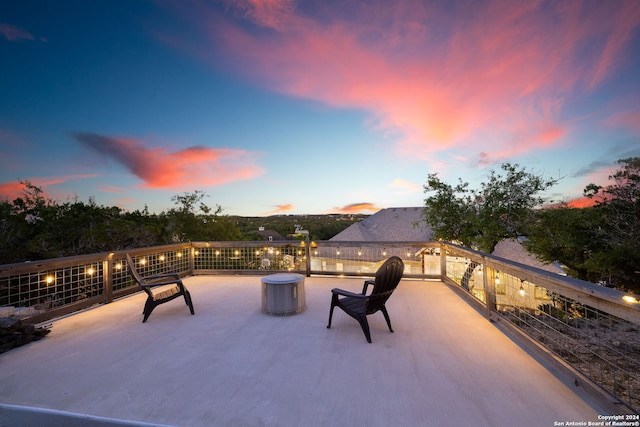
1, 1, 639, 215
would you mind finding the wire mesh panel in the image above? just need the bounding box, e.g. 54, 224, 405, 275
493, 269, 640, 411
126, 250, 189, 277
115, 249, 190, 291
0, 262, 104, 317
309, 242, 431, 276
194, 244, 305, 271
111, 257, 134, 291
0, 245, 193, 320
445, 254, 486, 303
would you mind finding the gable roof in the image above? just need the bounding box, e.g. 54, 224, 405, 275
330, 207, 433, 242
492, 237, 566, 275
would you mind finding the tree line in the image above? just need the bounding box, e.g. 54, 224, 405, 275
0, 186, 236, 264
0, 184, 362, 265
423, 157, 640, 293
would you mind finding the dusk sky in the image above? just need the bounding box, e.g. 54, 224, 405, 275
1, 0, 640, 216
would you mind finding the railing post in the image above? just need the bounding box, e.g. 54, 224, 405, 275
305, 236, 311, 277
439, 242, 447, 280
189, 243, 195, 275
104, 255, 113, 303
482, 257, 495, 318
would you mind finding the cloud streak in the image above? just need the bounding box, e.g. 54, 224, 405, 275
170, 0, 640, 166
0, 23, 35, 41
262, 203, 295, 216
333, 202, 381, 214
72, 132, 264, 189
0, 175, 97, 202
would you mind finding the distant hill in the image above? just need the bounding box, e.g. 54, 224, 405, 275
231, 213, 369, 241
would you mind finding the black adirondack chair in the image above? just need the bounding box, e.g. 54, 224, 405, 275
327, 256, 404, 343
126, 254, 195, 323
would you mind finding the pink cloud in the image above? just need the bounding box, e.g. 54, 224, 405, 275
564, 197, 599, 209
73, 132, 264, 189
113, 197, 138, 210
168, 0, 640, 163
0, 175, 97, 202
585, 2, 640, 90
0, 23, 34, 41
262, 203, 295, 215
333, 202, 381, 214
0, 181, 27, 201
99, 186, 125, 194
229, 0, 296, 31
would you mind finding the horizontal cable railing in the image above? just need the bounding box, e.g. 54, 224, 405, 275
1, 240, 639, 413
440, 242, 640, 414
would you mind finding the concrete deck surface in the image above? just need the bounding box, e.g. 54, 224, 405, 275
0, 276, 605, 426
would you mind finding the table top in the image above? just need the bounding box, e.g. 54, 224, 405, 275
261, 273, 305, 284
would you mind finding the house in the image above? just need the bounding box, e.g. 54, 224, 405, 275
330, 207, 433, 242
492, 237, 566, 276
247, 226, 287, 242
327, 208, 565, 278
316, 207, 434, 274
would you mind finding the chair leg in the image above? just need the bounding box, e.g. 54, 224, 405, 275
184, 291, 195, 315
380, 306, 394, 333
356, 315, 372, 343
327, 302, 336, 329
142, 298, 157, 323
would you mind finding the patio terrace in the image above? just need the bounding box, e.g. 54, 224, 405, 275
1, 274, 608, 427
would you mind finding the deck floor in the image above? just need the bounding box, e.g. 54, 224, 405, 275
0, 276, 605, 426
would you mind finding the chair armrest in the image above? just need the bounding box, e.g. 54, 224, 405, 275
362, 280, 375, 294
331, 288, 367, 299
145, 272, 180, 280
140, 274, 182, 288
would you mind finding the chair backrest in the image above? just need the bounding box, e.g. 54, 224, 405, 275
367, 256, 404, 314
125, 254, 143, 285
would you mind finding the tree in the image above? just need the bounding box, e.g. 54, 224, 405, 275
523, 157, 640, 292
164, 190, 241, 242
0, 184, 244, 264
582, 157, 640, 291
423, 163, 558, 253
423, 163, 557, 291
524, 206, 605, 283
0, 180, 58, 261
